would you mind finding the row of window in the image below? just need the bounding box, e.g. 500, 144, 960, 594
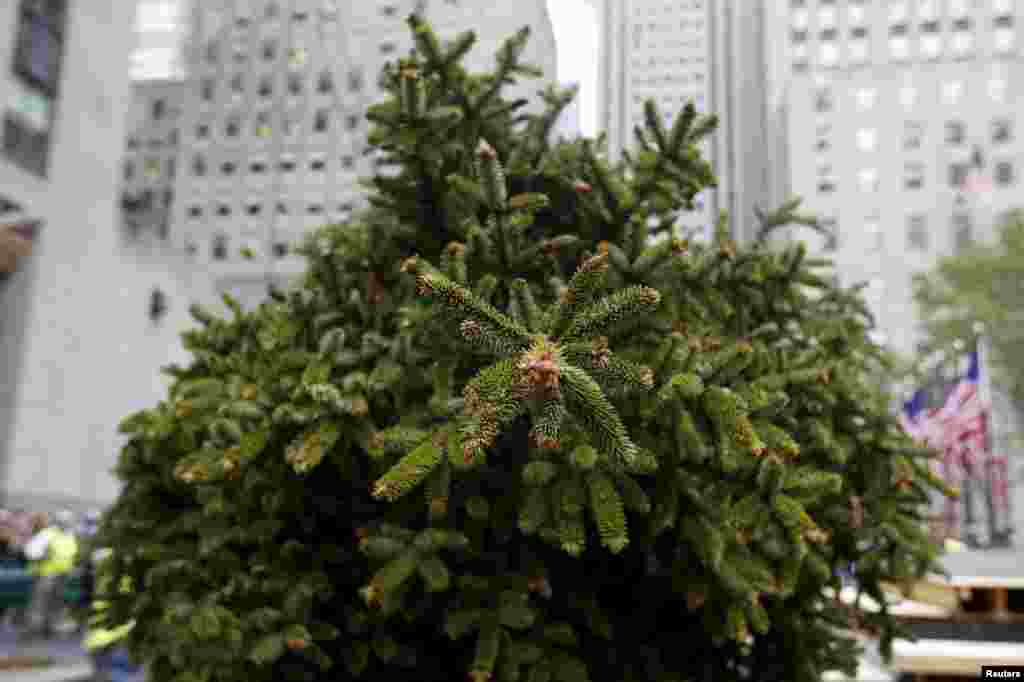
186, 200, 356, 220
124, 157, 176, 182
815, 160, 1015, 195
193, 108, 362, 143
200, 68, 363, 101
793, 15, 1014, 44
814, 79, 1010, 112
792, 0, 1010, 25
819, 212, 975, 255
188, 153, 364, 178
792, 28, 1015, 69
815, 119, 1014, 150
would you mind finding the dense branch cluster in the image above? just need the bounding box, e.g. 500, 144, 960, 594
94, 15, 949, 682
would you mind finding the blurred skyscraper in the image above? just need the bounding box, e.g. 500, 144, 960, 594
158, 0, 556, 308
769, 0, 1022, 357
0, 1, 208, 512
594, 0, 778, 242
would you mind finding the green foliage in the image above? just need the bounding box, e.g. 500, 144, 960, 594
97, 15, 945, 682
913, 209, 1024, 414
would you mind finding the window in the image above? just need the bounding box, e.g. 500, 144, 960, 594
380, 42, 396, 55
188, 206, 202, 218
307, 204, 324, 214
814, 88, 833, 113
273, 242, 288, 258
167, 158, 176, 179
262, 40, 276, 60
144, 158, 160, 179
217, 204, 231, 217
820, 28, 838, 40
992, 119, 1012, 144
849, 39, 868, 62
226, 116, 240, 138
258, 76, 272, 98
265, 2, 280, 18
12, 0, 68, 97
945, 121, 965, 145
249, 160, 267, 174
310, 158, 326, 171
995, 15, 1014, 28
221, 161, 237, 176
890, 36, 909, 59
212, 234, 228, 261
791, 29, 808, 42
820, 42, 839, 66
168, 130, 178, 146
231, 73, 244, 93
856, 128, 876, 152
205, 42, 218, 63
381, 5, 397, 15
152, 98, 166, 120
192, 155, 206, 175
348, 69, 364, 92
866, 217, 883, 252
899, 84, 917, 109
904, 121, 923, 149
288, 47, 306, 66
996, 161, 1014, 187
276, 202, 289, 215
943, 81, 964, 104
904, 162, 924, 189
341, 155, 354, 169
247, 203, 262, 216
857, 168, 878, 193
907, 215, 928, 250
989, 77, 1007, 103
949, 163, 969, 188
314, 109, 329, 132
995, 28, 1015, 52
123, 160, 135, 181
254, 111, 271, 138
345, 114, 359, 131
127, 137, 140, 150
317, 70, 334, 93
817, 164, 836, 193
953, 213, 972, 252
821, 217, 838, 251
279, 159, 296, 173
288, 73, 303, 95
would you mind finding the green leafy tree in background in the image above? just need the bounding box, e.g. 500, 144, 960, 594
93, 17, 950, 682
913, 210, 1024, 419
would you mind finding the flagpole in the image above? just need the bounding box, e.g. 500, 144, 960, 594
975, 335, 998, 545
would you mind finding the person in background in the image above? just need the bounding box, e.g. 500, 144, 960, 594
22, 510, 78, 639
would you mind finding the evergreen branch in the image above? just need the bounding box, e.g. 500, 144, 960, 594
560, 365, 638, 467
561, 286, 662, 344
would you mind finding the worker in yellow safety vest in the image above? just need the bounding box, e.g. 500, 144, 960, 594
83, 549, 139, 682
22, 509, 79, 639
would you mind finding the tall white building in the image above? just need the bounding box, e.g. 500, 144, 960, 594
0, 1, 211, 511
595, 0, 777, 241
770, 0, 1024, 357
170, 0, 557, 307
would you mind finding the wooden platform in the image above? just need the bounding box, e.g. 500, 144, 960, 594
892, 638, 1024, 678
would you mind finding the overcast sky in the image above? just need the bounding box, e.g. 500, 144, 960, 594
133, 0, 598, 134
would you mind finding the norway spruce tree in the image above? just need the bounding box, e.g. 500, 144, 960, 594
95, 17, 952, 682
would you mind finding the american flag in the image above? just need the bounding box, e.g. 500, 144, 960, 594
900, 350, 1010, 533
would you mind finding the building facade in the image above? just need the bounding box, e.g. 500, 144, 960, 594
775, 0, 1022, 356
121, 79, 185, 246
0, 1, 213, 512
169, 0, 557, 308
595, 0, 777, 242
